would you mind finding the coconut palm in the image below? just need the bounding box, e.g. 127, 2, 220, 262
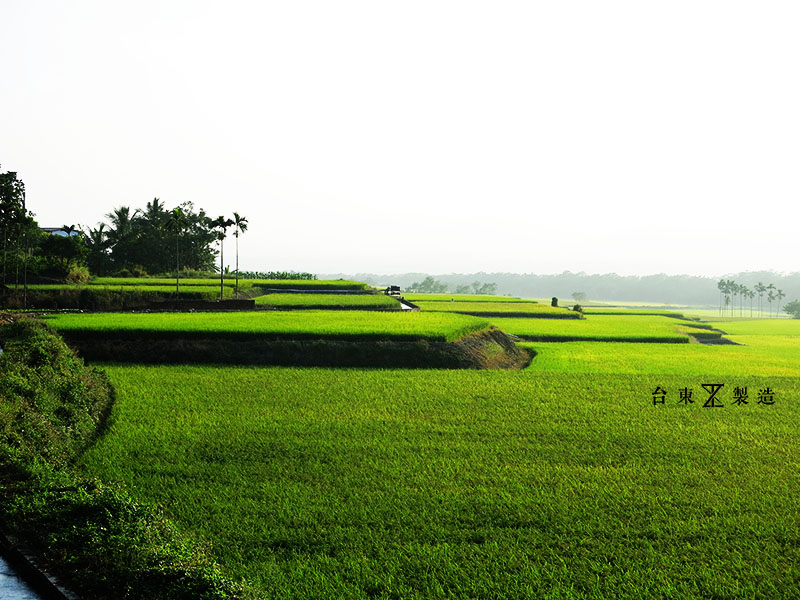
232, 212, 248, 298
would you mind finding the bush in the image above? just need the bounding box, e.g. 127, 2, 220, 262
66, 265, 90, 284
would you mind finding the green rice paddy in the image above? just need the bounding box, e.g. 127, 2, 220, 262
80, 365, 800, 599
416, 301, 580, 318
51, 305, 800, 598
44, 310, 489, 342
404, 294, 534, 303
254, 293, 401, 309
490, 314, 693, 342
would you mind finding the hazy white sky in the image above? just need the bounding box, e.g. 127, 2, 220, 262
2, 1, 798, 276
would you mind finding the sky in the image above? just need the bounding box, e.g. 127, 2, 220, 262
1, 1, 798, 277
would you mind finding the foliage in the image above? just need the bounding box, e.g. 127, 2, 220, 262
238, 271, 316, 280
408, 276, 448, 293
783, 299, 800, 319
84, 200, 219, 275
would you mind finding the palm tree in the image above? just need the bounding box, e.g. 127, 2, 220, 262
776, 289, 786, 317
740, 284, 751, 317
747, 288, 755, 317
755, 282, 766, 317
61, 224, 77, 237
767, 284, 776, 317
717, 279, 726, 316
212, 215, 234, 299
164, 207, 188, 296
232, 212, 248, 298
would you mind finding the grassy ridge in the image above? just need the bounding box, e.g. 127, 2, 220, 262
81, 365, 800, 599
44, 311, 490, 343
254, 293, 400, 309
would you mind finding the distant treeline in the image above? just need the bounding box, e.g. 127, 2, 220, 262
238, 271, 316, 280
320, 271, 800, 306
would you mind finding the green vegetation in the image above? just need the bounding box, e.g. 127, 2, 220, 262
80, 365, 800, 599
0, 318, 241, 599
45, 310, 490, 343
254, 293, 401, 309
491, 314, 693, 342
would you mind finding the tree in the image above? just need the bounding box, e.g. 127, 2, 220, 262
232, 212, 248, 298
212, 215, 234, 299
0, 166, 29, 285
767, 284, 776, 317
784, 299, 800, 319
163, 207, 188, 296
81, 224, 112, 274
572, 291, 588, 303
409, 276, 448, 293
755, 282, 766, 317
717, 279, 726, 316
776, 289, 786, 317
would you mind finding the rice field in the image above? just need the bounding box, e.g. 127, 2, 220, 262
254, 293, 401, 309
55, 309, 800, 598
43, 310, 490, 343
417, 301, 580, 318
404, 294, 534, 303
80, 364, 800, 599
489, 314, 693, 342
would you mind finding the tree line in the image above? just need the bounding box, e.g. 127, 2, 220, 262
0, 165, 261, 297
716, 279, 786, 317
406, 276, 497, 295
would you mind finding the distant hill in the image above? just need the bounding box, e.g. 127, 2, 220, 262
319, 270, 800, 306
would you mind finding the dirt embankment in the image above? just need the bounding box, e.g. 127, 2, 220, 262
64, 327, 532, 369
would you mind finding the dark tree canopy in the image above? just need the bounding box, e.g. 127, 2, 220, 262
85, 200, 219, 275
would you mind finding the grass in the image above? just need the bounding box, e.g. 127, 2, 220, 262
490, 314, 693, 342
79, 365, 800, 599
43, 310, 490, 343
417, 301, 580, 318
254, 293, 401, 309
